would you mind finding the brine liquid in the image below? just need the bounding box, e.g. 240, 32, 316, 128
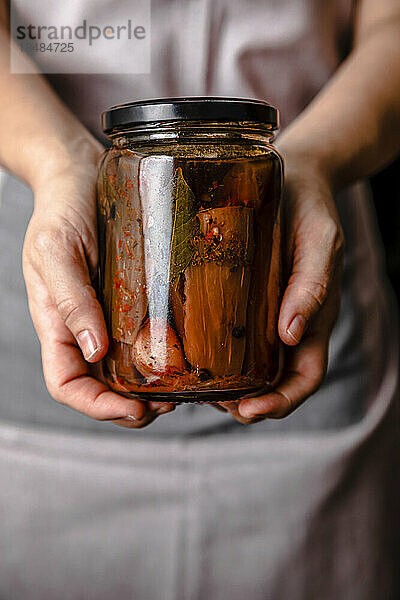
97, 145, 282, 402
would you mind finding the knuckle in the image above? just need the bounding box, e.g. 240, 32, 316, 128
83, 396, 104, 421
274, 391, 293, 419
306, 363, 327, 396
297, 220, 344, 314
45, 377, 64, 405
303, 280, 329, 310
308, 375, 323, 396
56, 286, 99, 329
31, 222, 83, 266
323, 218, 345, 257
31, 228, 59, 263
85, 392, 118, 423
56, 296, 81, 326
84, 283, 98, 300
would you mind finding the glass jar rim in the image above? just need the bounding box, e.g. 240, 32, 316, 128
102, 96, 279, 135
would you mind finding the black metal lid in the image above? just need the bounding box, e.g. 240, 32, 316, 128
102, 97, 279, 134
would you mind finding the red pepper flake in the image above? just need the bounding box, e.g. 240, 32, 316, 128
120, 304, 132, 313
118, 240, 123, 249
116, 376, 125, 385
114, 272, 123, 289
125, 176, 134, 190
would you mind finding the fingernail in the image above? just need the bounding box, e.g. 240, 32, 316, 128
77, 330, 98, 360
125, 415, 137, 422
286, 314, 306, 343
126, 414, 145, 422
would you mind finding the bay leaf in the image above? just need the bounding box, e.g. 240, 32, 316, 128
170, 167, 198, 282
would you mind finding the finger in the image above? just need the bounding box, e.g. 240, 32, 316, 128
279, 219, 344, 346
216, 400, 268, 424
147, 401, 177, 415
23, 276, 151, 431
238, 331, 329, 419
111, 401, 178, 427
31, 225, 108, 362
41, 333, 148, 421
25, 273, 147, 421
111, 414, 159, 429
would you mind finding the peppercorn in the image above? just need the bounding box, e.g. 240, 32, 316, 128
232, 325, 245, 339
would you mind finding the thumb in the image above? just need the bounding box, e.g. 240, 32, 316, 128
34, 228, 109, 362
55, 276, 109, 362
278, 221, 344, 346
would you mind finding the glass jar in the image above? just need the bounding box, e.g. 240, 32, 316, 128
97, 97, 283, 402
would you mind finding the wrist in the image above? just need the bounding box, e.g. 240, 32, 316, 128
276, 140, 335, 189
25, 130, 103, 193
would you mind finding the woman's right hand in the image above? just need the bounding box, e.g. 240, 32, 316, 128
216, 150, 344, 424
22, 139, 175, 428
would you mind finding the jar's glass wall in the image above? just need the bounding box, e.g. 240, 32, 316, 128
97, 128, 283, 401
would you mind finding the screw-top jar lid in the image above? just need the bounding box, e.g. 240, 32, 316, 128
102, 97, 279, 134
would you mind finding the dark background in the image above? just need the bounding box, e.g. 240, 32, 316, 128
370, 155, 400, 303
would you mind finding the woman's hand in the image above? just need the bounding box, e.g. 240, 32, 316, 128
22, 141, 175, 429
213, 0, 400, 425
218, 150, 345, 424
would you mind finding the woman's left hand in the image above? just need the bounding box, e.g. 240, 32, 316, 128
23, 148, 176, 430
216, 150, 345, 424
